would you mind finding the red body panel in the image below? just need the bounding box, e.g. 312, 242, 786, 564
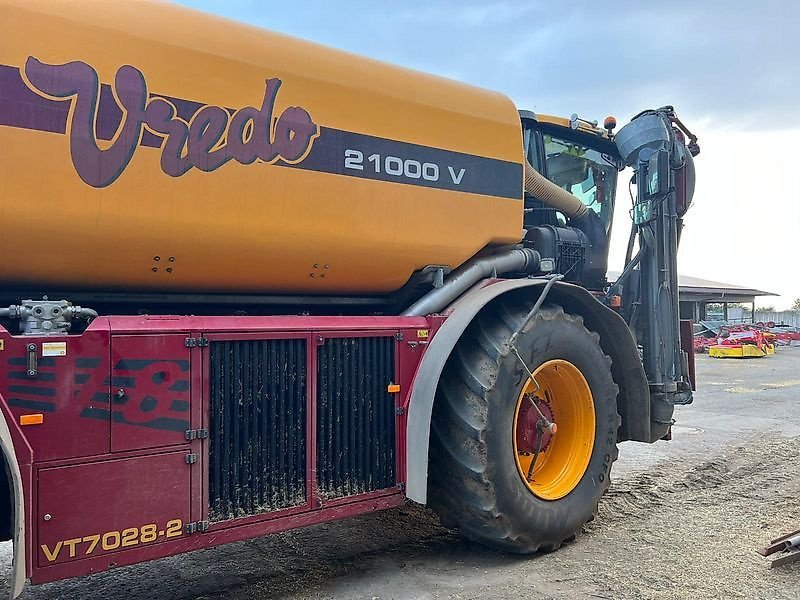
0, 314, 432, 584
36, 451, 191, 568
0, 329, 110, 460
109, 334, 193, 452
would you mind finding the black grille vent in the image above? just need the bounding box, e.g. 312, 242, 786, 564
317, 336, 396, 498
209, 339, 307, 521
558, 242, 585, 283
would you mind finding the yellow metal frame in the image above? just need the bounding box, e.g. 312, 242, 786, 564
513, 360, 595, 500
709, 344, 776, 358
535, 113, 610, 138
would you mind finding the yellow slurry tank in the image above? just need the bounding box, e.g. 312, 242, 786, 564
0, 0, 524, 295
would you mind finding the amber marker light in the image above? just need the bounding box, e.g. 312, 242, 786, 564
20, 414, 44, 426
387, 384, 401, 393
604, 115, 617, 135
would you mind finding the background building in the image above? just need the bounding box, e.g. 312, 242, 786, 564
674, 275, 776, 322
608, 272, 777, 323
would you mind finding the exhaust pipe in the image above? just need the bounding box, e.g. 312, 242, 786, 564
402, 248, 540, 316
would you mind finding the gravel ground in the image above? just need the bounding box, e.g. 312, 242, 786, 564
3, 346, 800, 599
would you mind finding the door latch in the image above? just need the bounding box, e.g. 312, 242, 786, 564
26, 343, 37, 377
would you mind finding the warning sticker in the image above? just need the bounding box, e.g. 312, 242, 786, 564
41, 341, 67, 357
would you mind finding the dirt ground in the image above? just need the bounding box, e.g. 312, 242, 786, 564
4, 346, 800, 599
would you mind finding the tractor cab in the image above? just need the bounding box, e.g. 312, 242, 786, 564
519, 110, 624, 290
520, 110, 623, 233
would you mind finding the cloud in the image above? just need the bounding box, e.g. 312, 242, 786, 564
177, 0, 798, 130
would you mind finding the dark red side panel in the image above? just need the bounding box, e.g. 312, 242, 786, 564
0, 329, 110, 461
36, 451, 190, 568
0, 315, 431, 585
110, 335, 192, 452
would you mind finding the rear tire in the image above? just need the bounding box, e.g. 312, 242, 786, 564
428, 301, 619, 553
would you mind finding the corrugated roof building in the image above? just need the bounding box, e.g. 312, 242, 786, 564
608, 272, 778, 322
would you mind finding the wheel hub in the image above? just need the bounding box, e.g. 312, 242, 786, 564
515, 394, 555, 454
512, 359, 596, 500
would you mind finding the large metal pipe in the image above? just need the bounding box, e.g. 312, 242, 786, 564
402, 248, 540, 316
524, 161, 588, 218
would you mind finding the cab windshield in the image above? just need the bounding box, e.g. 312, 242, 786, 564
542, 131, 618, 230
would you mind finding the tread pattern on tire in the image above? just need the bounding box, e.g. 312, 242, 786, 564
428, 300, 621, 553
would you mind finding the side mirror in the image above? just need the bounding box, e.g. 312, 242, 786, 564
644, 148, 670, 198
631, 148, 670, 224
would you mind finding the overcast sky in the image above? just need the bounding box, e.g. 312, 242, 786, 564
178, 0, 800, 309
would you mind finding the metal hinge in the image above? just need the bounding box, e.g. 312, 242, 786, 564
185, 453, 198, 464
395, 332, 404, 341
185, 521, 209, 534
185, 336, 209, 348
185, 428, 209, 441
395, 406, 405, 416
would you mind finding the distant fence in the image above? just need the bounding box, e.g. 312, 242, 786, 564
754, 311, 800, 327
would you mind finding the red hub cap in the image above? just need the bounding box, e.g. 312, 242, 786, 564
515, 394, 554, 454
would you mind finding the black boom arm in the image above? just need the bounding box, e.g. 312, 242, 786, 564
614, 107, 699, 419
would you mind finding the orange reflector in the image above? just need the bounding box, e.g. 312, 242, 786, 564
387, 384, 401, 393
20, 414, 44, 426
610, 295, 622, 308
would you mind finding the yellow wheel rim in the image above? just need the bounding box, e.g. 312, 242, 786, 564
512, 359, 595, 500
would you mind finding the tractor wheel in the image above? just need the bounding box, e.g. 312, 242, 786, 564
428, 301, 619, 553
